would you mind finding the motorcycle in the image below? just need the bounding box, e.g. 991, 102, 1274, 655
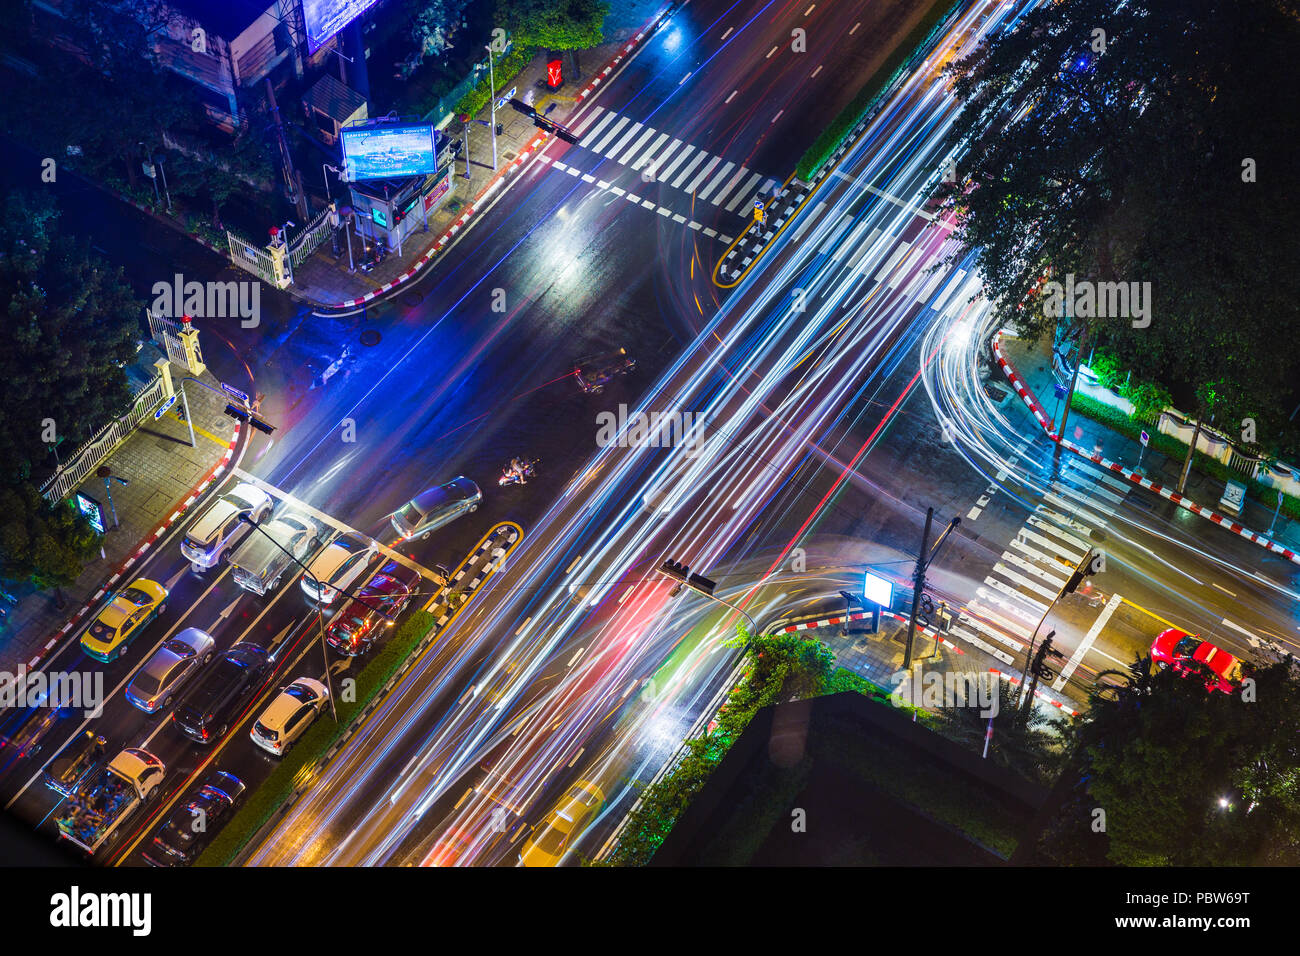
498, 458, 539, 486
358, 238, 389, 273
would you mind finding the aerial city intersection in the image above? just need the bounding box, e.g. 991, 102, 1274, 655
0, 0, 1293, 930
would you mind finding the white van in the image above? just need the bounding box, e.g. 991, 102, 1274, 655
181, 482, 273, 570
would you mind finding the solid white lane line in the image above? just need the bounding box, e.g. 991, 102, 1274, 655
1054, 592, 1123, 690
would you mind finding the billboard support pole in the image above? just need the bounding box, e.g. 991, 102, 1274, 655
485, 45, 498, 171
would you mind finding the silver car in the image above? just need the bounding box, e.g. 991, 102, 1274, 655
125, 627, 216, 714
390, 477, 481, 541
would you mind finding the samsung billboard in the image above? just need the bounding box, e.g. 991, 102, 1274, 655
341, 124, 439, 181
304, 0, 383, 53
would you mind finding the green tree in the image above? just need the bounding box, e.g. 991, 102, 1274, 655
936, 0, 1300, 459
931, 677, 1064, 785
0, 483, 100, 588
495, 0, 608, 50
1040, 657, 1300, 865
396, 0, 473, 78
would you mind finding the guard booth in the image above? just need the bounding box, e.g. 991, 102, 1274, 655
346, 166, 455, 255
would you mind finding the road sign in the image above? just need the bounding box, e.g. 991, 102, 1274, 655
153, 395, 177, 420
496, 86, 517, 109
1053, 382, 1068, 398
220, 381, 251, 405
1140, 430, 1149, 446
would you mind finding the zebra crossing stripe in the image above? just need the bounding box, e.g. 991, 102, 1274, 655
617, 125, 659, 164
918, 267, 949, 305
571, 105, 607, 136
711, 165, 751, 206
685, 155, 723, 193
1022, 518, 1087, 558
697, 160, 736, 200
590, 115, 629, 153
888, 243, 928, 290
1055, 476, 1126, 507
979, 579, 1046, 623
1044, 488, 1111, 527
633, 132, 671, 171
726, 172, 763, 212
653, 140, 690, 181
873, 242, 909, 282
790, 201, 824, 241
948, 625, 1015, 665
959, 610, 1026, 651
1000, 549, 1067, 587
668, 147, 705, 188
1031, 507, 1097, 548
606, 121, 646, 160
970, 594, 1037, 639
991, 562, 1060, 602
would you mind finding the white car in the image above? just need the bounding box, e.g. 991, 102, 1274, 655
181, 482, 273, 570
301, 532, 378, 605
250, 678, 329, 756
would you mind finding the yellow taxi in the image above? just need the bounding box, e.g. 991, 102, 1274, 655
519, 780, 604, 867
80, 579, 169, 663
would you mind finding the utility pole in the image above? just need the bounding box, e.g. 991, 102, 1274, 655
1015, 548, 1101, 712
1177, 414, 1204, 494
1020, 630, 1056, 722
902, 509, 960, 668
485, 45, 499, 171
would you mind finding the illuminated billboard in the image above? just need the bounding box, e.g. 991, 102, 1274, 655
304, 0, 383, 54
341, 124, 439, 181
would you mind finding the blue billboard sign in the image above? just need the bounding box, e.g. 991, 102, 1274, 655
303, 0, 383, 54
341, 124, 439, 182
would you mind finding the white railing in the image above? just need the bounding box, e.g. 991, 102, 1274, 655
289, 204, 335, 268
39, 375, 168, 502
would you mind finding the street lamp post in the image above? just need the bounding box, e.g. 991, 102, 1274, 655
236, 514, 404, 725
96, 466, 128, 530
156, 154, 172, 213
485, 45, 498, 171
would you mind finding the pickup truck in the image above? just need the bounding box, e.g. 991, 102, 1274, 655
42, 731, 108, 798
228, 512, 320, 596
55, 747, 165, 855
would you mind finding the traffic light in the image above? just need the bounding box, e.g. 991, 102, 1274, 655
1062, 549, 1104, 594
658, 559, 717, 597
223, 403, 276, 435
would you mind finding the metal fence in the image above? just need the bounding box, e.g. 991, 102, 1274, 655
226, 230, 279, 285
147, 309, 191, 368
39, 374, 169, 502
289, 204, 335, 269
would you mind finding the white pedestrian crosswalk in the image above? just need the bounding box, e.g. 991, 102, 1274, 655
959, 457, 1132, 658
566, 106, 780, 214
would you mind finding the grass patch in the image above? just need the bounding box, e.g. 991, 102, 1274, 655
794, 0, 964, 181
194, 611, 437, 867
1068, 391, 1300, 524
453, 45, 538, 119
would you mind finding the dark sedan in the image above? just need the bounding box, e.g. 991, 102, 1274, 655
141, 771, 245, 866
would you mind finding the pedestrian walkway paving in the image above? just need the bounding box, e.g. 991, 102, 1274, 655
0, 359, 241, 673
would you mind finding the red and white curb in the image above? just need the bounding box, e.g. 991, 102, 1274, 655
988, 668, 1079, 717
993, 332, 1300, 568
26, 424, 242, 670
775, 609, 965, 656
331, 132, 551, 310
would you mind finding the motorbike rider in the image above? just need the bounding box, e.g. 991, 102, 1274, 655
508, 457, 529, 484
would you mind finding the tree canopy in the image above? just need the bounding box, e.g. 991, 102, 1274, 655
1038, 657, 1300, 865
495, 0, 609, 50
935, 0, 1300, 457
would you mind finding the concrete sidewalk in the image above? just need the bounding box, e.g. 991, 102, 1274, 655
290, 2, 673, 310
997, 333, 1300, 560
0, 363, 243, 673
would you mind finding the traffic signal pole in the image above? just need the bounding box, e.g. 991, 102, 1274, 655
902, 508, 934, 670
1014, 549, 1098, 713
